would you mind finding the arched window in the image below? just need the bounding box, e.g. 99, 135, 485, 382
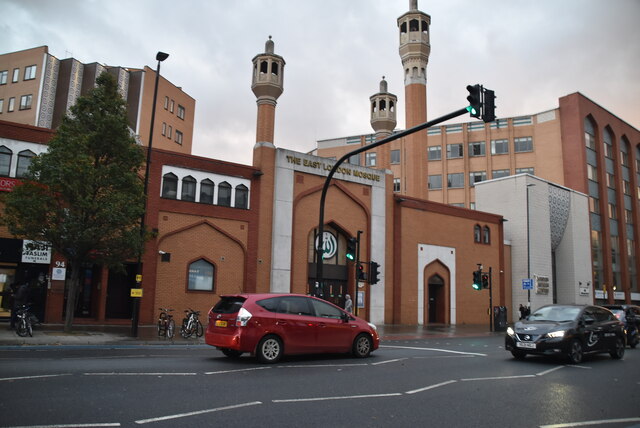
200, 179, 214, 204
16, 150, 35, 178
272, 62, 279, 76
235, 184, 248, 209
409, 19, 419, 32
217, 181, 231, 206
260, 60, 268, 74
161, 173, 178, 199
371, 100, 377, 114
483, 226, 491, 244
421, 20, 429, 33
188, 259, 214, 291
380, 99, 387, 111
181, 176, 196, 201
603, 127, 614, 159
0, 146, 12, 176
389, 100, 395, 112
400, 22, 407, 34
474, 225, 481, 243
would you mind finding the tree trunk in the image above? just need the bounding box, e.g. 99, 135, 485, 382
63, 263, 82, 333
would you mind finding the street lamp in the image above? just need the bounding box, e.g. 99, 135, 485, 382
526, 183, 536, 308
131, 51, 169, 337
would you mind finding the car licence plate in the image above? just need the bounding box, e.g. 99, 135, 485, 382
516, 342, 536, 349
215, 320, 227, 327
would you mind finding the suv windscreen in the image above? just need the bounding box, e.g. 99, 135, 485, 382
212, 297, 246, 314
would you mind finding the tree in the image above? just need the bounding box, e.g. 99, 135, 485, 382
1, 72, 147, 333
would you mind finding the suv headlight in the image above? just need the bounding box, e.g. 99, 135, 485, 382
546, 330, 565, 338
506, 327, 515, 336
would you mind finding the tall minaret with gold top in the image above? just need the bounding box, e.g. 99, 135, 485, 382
398, 0, 431, 198
252, 36, 285, 146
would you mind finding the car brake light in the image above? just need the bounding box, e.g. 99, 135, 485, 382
236, 307, 252, 327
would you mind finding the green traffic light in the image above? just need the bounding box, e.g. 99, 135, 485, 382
346, 253, 355, 261
472, 282, 482, 290
466, 106, 477, 116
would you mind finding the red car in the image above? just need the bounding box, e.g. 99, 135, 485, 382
205, 293, 380, 363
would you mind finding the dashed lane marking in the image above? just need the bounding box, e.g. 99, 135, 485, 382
134, 401, 263, 424
380, 344, 487, 357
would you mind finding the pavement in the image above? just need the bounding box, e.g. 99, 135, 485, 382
0, 321, 503, 347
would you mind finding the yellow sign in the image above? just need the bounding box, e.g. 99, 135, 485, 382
135, 274, 142, 283
130, 288, 143, 297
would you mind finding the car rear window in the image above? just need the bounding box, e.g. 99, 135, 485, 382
212, 296, 246, 314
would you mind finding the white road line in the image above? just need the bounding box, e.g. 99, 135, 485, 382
536, 366, 564, 376
380, 345, 487, 357
205, 367, 271, 375
0, 373, 71, 382
134, 401, 262, 424
460, 374, 536, 381
405, 380, 457, 395
273, 393, 402, 403
84, 372, 197, 376
539, 417, 640, 427
565, 364, 592, 369
277, 363, 368, 368
371, 358, 408, 365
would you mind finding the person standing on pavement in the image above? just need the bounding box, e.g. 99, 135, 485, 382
519, 304, 526, 320
344, 294, 353, 313
10, 282, 29, 330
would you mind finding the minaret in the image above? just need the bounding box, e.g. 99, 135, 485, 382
370, 76, 397, 140
398, 0, 431, 198
251, 36, 285, 146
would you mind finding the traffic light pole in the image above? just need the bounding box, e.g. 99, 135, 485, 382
354, 230, 362, 316
315, 107, 470, 290
489, 267, 493, 332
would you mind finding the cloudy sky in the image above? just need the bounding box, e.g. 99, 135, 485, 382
3, 0, 639, 165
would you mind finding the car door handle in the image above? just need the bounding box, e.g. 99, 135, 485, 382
276, 320, 287, 326
317, 323, 326, 328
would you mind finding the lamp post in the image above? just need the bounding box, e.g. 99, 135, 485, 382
131, 51, 169, 337
526, 183, 536, 308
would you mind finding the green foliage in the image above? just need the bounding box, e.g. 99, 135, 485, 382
3, 72, 146, 268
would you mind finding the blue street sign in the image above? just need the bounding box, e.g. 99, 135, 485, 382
522, 278, 534, 290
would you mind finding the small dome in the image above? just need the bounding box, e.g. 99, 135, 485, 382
265, 35, 274, 54
379, 76, 388, 93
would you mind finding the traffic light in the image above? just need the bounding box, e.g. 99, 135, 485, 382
481, 272, 490, 289
466, 84, 482, 119
472, 270, 482, 290
482, 89, 495, 123
346, 237, 357, 261
369, 261, 380, 285
356, 262, 366, 281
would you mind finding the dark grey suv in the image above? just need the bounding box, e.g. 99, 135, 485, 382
505, 304, 625, 364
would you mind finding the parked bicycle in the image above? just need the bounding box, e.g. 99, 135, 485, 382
180, 308, 203, 338
16, 304, 37, 338
157, 307, 175, 338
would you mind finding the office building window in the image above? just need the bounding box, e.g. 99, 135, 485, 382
164, 96, 169, 109
428, 175, 442, 190
483, 226, 491, 244
447, 173, 464, 188
515, 167, 534, 175
167, 126, 172, 139
468, 141, 485, 157
0, 70, 7, 85
0, 146, 12, 176
200, 179, 214, 204
474, 225, 481, 243
188, 259, 214, 291
428, 146, 441, 161
603, 128, 614, 159
492, 169, 510, 179
16, 150, 35, 178
161, 122, 166, 136
0, 98, 3, 113
589, 197, 600, 214
19, 94, 32, 110
491, 139, 509, 155
8, 97, 15, 112
217, 182, 232, 206
514, 136, 533, 152
623, 180, 631, 195
393, 178, 400, 192
177, 105, 185, 120
170, 100, 174, 113
235, 184, 249, 209
23, 65, 37, 80
608, 203, 617, 220
12, 68, 19, 83
390, 149, 400, 164
446, 143, 463, 159
584, 118, 596, 150
365, 152, 377, 167
626, 209, 633, 224
348, 154, 360, 166
469, 171, 487, 186
175, 130, 183, 145
587, 164, 598, 181
161, 173, 178, 199
606, 173, 616, 189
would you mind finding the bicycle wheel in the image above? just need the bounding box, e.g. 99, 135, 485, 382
166, 318, 175, 338
195, 320, 204, 337
157, 313, 167, 336
180, 319, 192, 338
16, 319, 28, 337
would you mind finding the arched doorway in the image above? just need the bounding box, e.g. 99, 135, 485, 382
307, 226, 349, 308
427, 274, 446, 323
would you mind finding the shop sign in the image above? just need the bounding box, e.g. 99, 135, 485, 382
0, 177, 19, 192
22, 240, 52, 264
51, 267, 66, 281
